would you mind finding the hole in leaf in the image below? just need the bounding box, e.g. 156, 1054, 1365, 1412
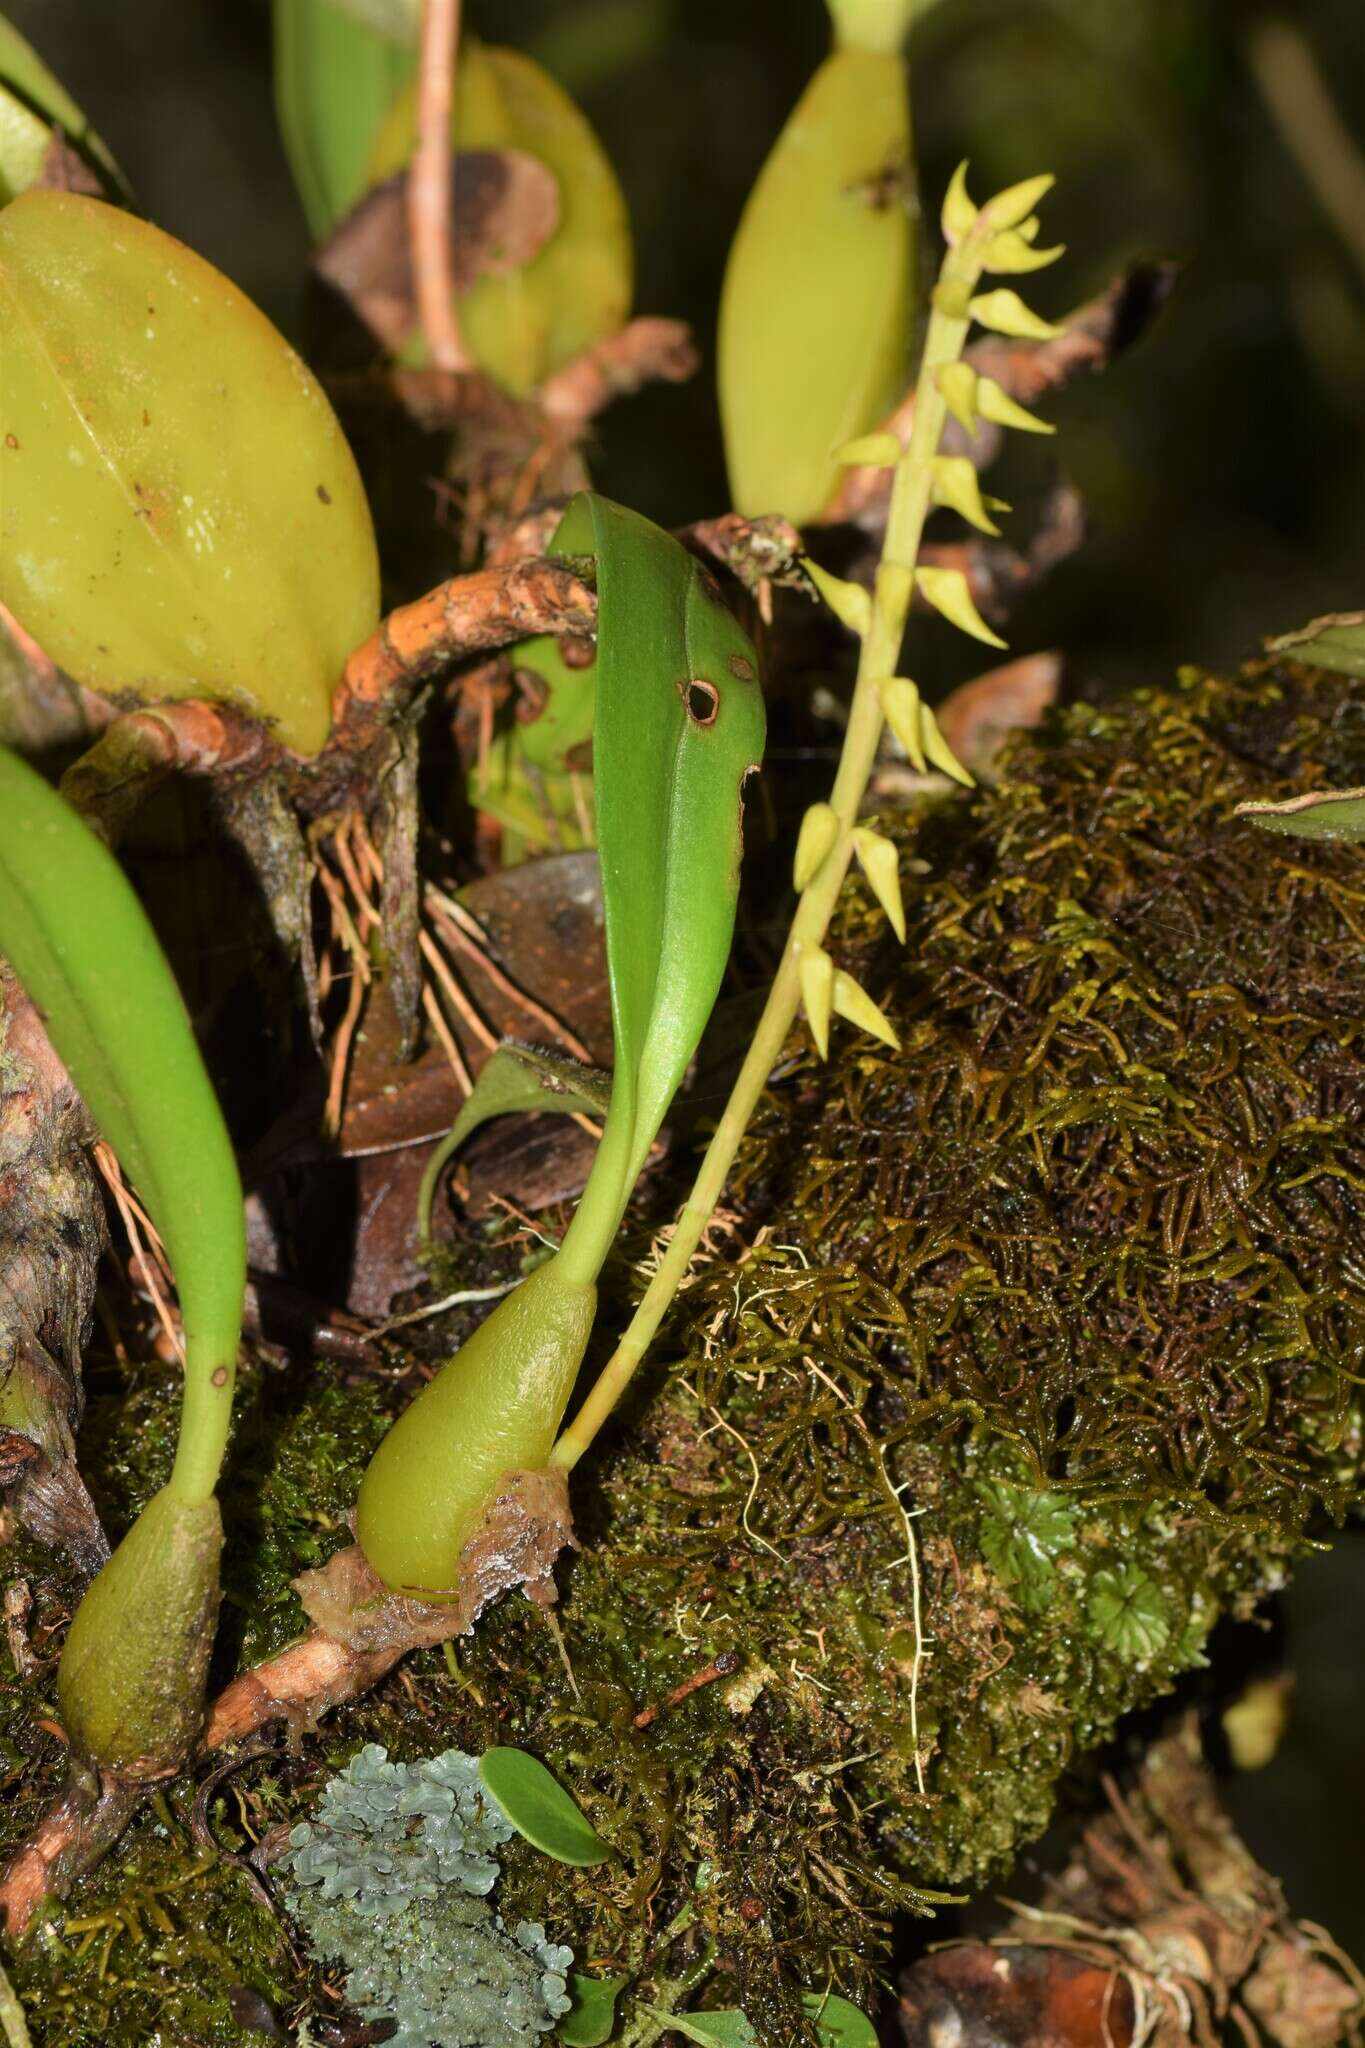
681, 677, 720, 726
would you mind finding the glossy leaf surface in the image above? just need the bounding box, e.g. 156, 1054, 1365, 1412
365, 39, 632, 392
718, 45, 913, 523
478, 1747, 612, 1866
550, 493, 765, 1278
273, 0, 416, 239
354, 1255, 596, 1594
557, 1974, 629, 2047
1265, 609, 1365, 680
0, 191, 379, 754
417, 1042, 611, 1239
0, 14, 122, 204
1235, 786, 1365, 844
0, 745, 245, 1473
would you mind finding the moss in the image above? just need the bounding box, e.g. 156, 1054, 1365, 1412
6, 661, 1362, 2044
7, 1789, 293, 2047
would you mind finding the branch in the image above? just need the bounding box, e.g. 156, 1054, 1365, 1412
331, 556, 597, 747
539, 318, 698, 428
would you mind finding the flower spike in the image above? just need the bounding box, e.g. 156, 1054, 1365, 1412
852, 828, 906, 942
969, 289, 1063, 340
916, 567, 1007, 649
931, 456, 1001, 535
799, 945, 834, 1060
941, 161, 976, 244
831, 969, 900, 1049
794, 803, 840, 890
977, 377, 1055, 435
804, 559, 873, 638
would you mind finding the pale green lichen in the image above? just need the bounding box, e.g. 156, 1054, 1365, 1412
281, 1744, 573, 2048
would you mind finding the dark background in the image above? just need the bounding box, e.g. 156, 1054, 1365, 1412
8, 0, 1365, 1958
10, 0, 1365, 693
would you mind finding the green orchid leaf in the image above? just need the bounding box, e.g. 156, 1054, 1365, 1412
0, 191, 379, 756
1234, 787, 1365, 845
640, 2011, 757, 2048
478, 1747, 612, 1866
547, 494, 765, 1282
1265, 610, 1365, 680
273, 0, 416, 239
0, 745, 245, 1497
418, 1042, 612, 1239
558, 1973, 629, 2047
365, 39, 632, 393
801, 1992, 880, 2048
0, 13, 124, 205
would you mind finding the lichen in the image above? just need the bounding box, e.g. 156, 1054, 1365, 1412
5, 659, 1362, 2045
281, 1743, 574, 2048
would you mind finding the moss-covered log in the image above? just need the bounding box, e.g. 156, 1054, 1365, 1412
3, 660, 1361, 2044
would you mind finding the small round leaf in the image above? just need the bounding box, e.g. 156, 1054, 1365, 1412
478, 1747, 612, 1866
558, 1973, 628, 2047
802, 1993, 880, 2048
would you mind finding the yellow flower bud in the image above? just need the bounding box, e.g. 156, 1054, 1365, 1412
916, 567, 1008, 648
805, 560, 874, 638
977, 377, 1056, 435
968, 289, 1064, 340
794, 802, 841, 890
931, 455, 1002, 535
831, 968, 900, 1049
852, 827, 906, 941
799, 945, 835, 1060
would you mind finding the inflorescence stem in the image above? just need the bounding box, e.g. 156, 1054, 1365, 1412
551, 216, 993, 1474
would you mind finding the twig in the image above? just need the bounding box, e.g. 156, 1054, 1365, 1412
539, 318, 698, 426
332, 557, 596, 743
410, 0, 470, 371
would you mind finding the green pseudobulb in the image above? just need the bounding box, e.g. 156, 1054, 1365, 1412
718, 43, 913, 524
355, 1259, 596, 1597
365, 39, 631, 393
58, 1488, 222, 1775
0, 191, 379, 755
